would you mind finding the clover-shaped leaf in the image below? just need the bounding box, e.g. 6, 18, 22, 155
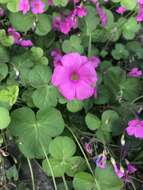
43, 136, 86, 177
111, 43, 129, 60
122, 17, 141, 40
62, 35, 84, 54
9, 107, 65, 158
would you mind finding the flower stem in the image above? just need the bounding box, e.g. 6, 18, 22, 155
40, 140, 57, 190
88, 33, 92, 57
62, 175, 69, 190
27, 158, 35, 190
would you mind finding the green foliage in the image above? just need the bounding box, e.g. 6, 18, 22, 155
0, 107, 11, 129
9, 107, 65, 158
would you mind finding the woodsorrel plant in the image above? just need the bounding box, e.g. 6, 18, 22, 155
0, 0, 143, 189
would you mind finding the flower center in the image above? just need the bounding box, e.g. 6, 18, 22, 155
71, 72, 79, 81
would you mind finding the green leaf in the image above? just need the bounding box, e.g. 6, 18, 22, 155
111, 43, 129, 60
67, 100, 83, 113
0, 63, 8, 81
121, 0, 137, 10
53, 0, 68, 6
35, 14, 52, 36
49, 136, 76, 160
29, 65, 51, 88
85, 113, 101, 131
95, 163, 123, 190
120, 78, 142, 102
0, 45, 9, 63
7, 0, 19, 12
32, 85, 58, 108
122, 17, 141, 40
0, 85, 19, 108
42, 158, 66, 177
9, 12, 35, 32
101, 110, 120, 132
62, 35, 84, 54
73, 172, 95, 190
9, 107, 65, 158
6, 165, 18, 181
0, 107, 11, 129
66, 156, 86, 177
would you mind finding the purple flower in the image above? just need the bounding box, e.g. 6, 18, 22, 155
52, 52, 97, 100
128, 67, 142, 77
31, 0, 45, 14
126, 119, 143, 139
127, 164, 137, 174
84, 143, 93, 155
111, 158, 125, 178
116, 6, 126, 15
19, 0, 30, 14
95, 153, 107, 169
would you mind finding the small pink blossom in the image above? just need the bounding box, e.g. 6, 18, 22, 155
75, 5, 87, 18
136, 1, 143, 22
88, 56, 101, 69
8, 27, 21, 44
116, 6, 126, 15
84, 143, 93, 155
128, 67, 142, 77
126, 119, 143, 139
52, 52, 97, 100
127, 163, 137, 174
19, 39, 33, 47
19, 0, 30, 14
96, 2, 107, 27
95, 153, 107, 169
51, 49, 63, 66
0, 7, 4, 17
48, 0, 53, 6
31, 0, 45, 14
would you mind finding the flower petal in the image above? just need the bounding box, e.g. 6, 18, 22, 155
59, 82, 76, 100
75, 80, 95, 100
51, 66, 69, 86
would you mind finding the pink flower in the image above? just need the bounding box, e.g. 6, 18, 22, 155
116, 6, 126, 15
31, 0, 45, 14
52, 53, 97, 100
88, 56, 101, 69
96, 2, 107, 27
126, 119, 143, 139
75, 5, 87, 18
128, 67, 142, 77
19, 0, 30, 14
59, 18, 72, 34
136, 0, 143, 22
8, 27, 21, 43
48, 0, 53, 6
84, 143, 93, 155
19, 39, 33, 47
51, 49, 63, 66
